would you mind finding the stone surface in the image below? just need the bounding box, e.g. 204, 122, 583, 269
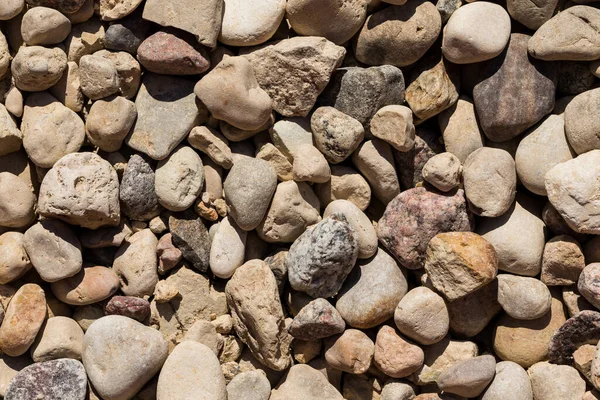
79, 219, 132, 249
370, 105, 415, 152
270, 364, 343, 400
25, 0, 86, 13
579, 263, 600, 309
374, 325, 424, 378
528, 362, 586, 400
219, 0, 285, 46
565, 88, 600, 155
547, 311, 600, 365
378, 187, 472, 270
473, 33, 557, 142
169, 211, 211, 272
21, 6, 71, 46
113, 229, 158, 297
398, 123, 447, 188
0, 232, 31, 284
79, 55, 120, 100
0, 104, 21, 157
38, 152, 120, 229
155, 146, 204, 212
507, 0, 557, 30
311, 106, 364, 163
97, 0, 143, 20
497, 274, 552, 320
51, 266, 119, 306
105, 296, 150, 321
286, 214, 359, 298
288, 298, 345, 341
448, 280, 502, 337
12, 46, 67, 92
422, 152, 462, 192
243, 36, 345, 117
324, 329, 374, 374
438, 97, 484, 163
0, 0, 24, 20
315, 165, 371, 211
83, 316, 168, 400
269, 117, 313, 160
49, 61, 84, 112
210, 216, 247, 279
394, 287, 449, 345
292, 144, 331, 183
542, 235, 585, 286
381, 380, 417, 400
120, 154, 159, 221
188, 126, 233, 169
352, 139, 400, 204
0, 354, 31, 398
437, 355, 496, 398
64, 19, 105, 63
323, 200, 376, 259
94, 50, 142, 99
86, 96, 137, 152
0, 173, 35, 229
30, 316, 84, 362
226, 370, 270, 400
413, 337, 478, 385
481, 361, 532, 400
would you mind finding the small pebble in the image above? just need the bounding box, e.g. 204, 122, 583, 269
422, 152, 462, 192
325, 329, 374, 374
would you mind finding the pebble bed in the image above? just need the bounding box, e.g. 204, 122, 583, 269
0, 0, 599, 399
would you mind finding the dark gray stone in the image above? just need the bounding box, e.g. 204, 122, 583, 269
104, 8, 150, 54
288, 298, 345, 341
5, 359, 87, 400
25, 0, 86, 13
437, 0, 462, 23
264, 249, 288, 295
119, 154, 160, 221
557, 61, 595, 96
286, 213, 359, 298
169, 210, 211, 272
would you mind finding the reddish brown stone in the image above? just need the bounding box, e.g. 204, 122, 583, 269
137, 31, 210, 75
105, 296, 150, 322
548, 310, 600, 365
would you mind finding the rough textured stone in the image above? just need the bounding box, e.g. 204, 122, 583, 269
219, 0, 285, 46
422, 152, 462, 192
119, 154, 159, 221
547, 311, 600, 366
155, 146, 204, 212
12, 46, 67, 92
21, 6, 71, 46
315, 165, 371, 211
507, 0, 557, 30
565, 88, 600, 155
169, 211, 211, 272
49, 61, 84, 113
113, 229, 158, 297
105, 296, 150, 321
528, 362, 586, 400
0, 104, 21, 157
210, 216, 247, 279
562, 285, 595, 318
86, 96, 137, 152
270, 364, 343, 400
378, 187, 472, 270
97, 0, 143, 20
292, 143, 331, 183
104, 9, 149, 53
188, 126, 233, 169
51, 266, 119, 306
370, 105, 415, 152
374, 325, 424, 378
311, 106, 364, 163
0, 173, 35, 229
437, 355, 496, 398
497, 274, 552, 320
0, 0, 24, 20
542, 235, 585, 286
78, 55, 120, 100
30, 316, 84, 362
394, 287, 449, 345
0, 354, 31, 398
413, 338, 478, 385
323, 200, 376, 259
94, 50, 142, 99
64, 19, 105, 63
288, 298, 345, 341
0, 232, 31, 284
481, 361, 533, 400
324, 329, 374, 374
579, 263, 600, 309
394, 124, 445, 189
473, 33, 557, 142
352, 139, 400, 204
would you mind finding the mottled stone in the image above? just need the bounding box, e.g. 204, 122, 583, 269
547, 310, 600, 367
289, 298, 345, 341
507, 0, 557, 29
169, 211, 211, 272
12, 46, 67, 92
324, 329, 374, 374
155, 146, 204, 212
105, 296, 150, 321
311, 106, 364, 163
97, 0, 142, 20
119, 155, 159, 221
374, 325, 424, 378
413, 337, 478, 385
86, 96, 137, 152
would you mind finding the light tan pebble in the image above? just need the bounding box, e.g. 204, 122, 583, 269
79, 54, 119, 100
227, 370, 271, 400
438, 96, 484, 163
437, 355, 496, 398
113, 229, 158, 297
414, 337, 478, 385
220, 335, 243, 363
271, 364, 343, 400
0, 0, 24, 20
156, 233, 182, 275
325, 329, 375, 374
269, 117, 313, 161
370, 105, 415, 152
153, 279, 179, 304
292, 339, 322, 364
374, 325, 424, 378
0, 354, 31, 398
528, 362, 586, 400
381, 380, 416, 400
562, 285, 594, 318
94, 50, 142, 99
11, 46, 67, 92
202, 157, 224, 201
149, 216, 168, 235
0, 173, 34, 229
352, 139, 400, 204
212, 314, 233, 335
49, 61, 84, 113
30, 316, 84, 362
0, 232, 32, 284
394, 286, 449, 345
65, 0, 95, 23
183, 320, 223, 356
50, 266, 120, 305
85, 96, 137, 152
541, 235, 585, 286
196, 201, 219, 222
481, 361, 532, 400
0, 103, 22, 157
21, 7, 71, 46
497, 274, 551, 320
210, 216, 247, 279
97, 0, 143, 20
72, 304, 103, 332
219, 0, 285, 46
0, 32, 7, 79
422, 152, 462, 192
311, 106, 365, 163
323, 200, 376, 259
188, 126, 233, 169
220, 114, 274, 142
5, 87, 23, 118
255, 143, 293, 181
64, 18, 105, 63
155, 146, 204, 212
314, 165, 371, 211
574, 343, 595, 382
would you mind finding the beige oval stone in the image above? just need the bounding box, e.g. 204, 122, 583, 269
0, 173, 36, 229
21, 7, 71, 46
11, 46, 67, 92
394, 286, 449, 345
352, 139, 400, 204
30, 316, 84, 362
0, 232, 32, 284
155, 146, 204, 212
370, 105, 416, 152
85, 96, 137, 152
438, 96, 485, 163
51, 266, 120, 306
315, 165, 371, 211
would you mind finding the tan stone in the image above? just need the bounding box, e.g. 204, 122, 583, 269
542, 235, 585, 286
374, 325, 424, 378
370, 105, 415, 152
30, 316, 84, 362
314, 165, 371, 211
51, 266, 119, 306
325, 329, 374, 374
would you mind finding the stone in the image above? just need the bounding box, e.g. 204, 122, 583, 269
5, 359, 87, 400
0, 32, 8, 79
24, 220, 82, 282
155, 146, 204, 212
394, 287, 449, 345
0, 354, 31, 398
142, 0, 223, 47
370, 105, 415, 152
226, 260, 291, 371
80, 219, 132, 249
72, 305, 104, 332
105, 296, 150, 321
169, 211, 211, 272
65, 0, 94, 23
422, 153, 462, 192
226, 370, 270, 400
85, 96, 137, 152
0, 173, 35, 229
493, 296, 566, 368
542, 235, 585, 286
26, 0, 86, 13
0, 0, 23, 20
268, 117, 313, 160
547, 311, 600, 366
562, 286, 595, 318
507, 0, 557, 29
157, 341, 226, 400
323, 200, 376, 259
473, 33, 557, 142
579, 263, 600, 309
270, 364, 343, 400
287, 214, 359, 298
438, 97, 484, 163
38, 152, 120, 229
83, 315, 168, 400
243, 36, 345, 117
0, 284, 46, 357
94, 50, 142, 99
355, 1, 441, 67
291, 144, 330, 183
113, 229, 158, 297
463, 147, 516, 217
315, 165, 371, 212
543, 202, 588, 243
381, 380, 417, 400
448, 280, 502, 337
49, 61, 84, 112
104, 9, 149, 53
97, 0, 142, 20
224, 157, 277, 231
352, 139, 400, 204
156, 233, 182, 274
481, 361, 532, 400
325, 329, 374, 374
210, 216, 247, 279
0, 232, 31, 284
0, 104, 21, 157
219, 0, 285, 46
405, 57, 460, 122
319, 65, 405, 129
437, 355, 496, 398
127, 74, 202, 160
30, 316, 84, 362
256, 143, 292, 180
183, 320, 223, 355
288, 298, 345, 341
425, 232, 498, 301
12, 46, 67, 92
528, 6, 600, 61
528, 362, 586, 400
64, 18, 105, 63
565, 88, 600, 155
558, 61, 595, 96
120, 154, 159, 221
258, 181, 320, 244
292, 339, 321, 364
51, 266, 119, 306
378, 187, 472, 270
414, 338, 478, 385
497, 274, 552, 320
516, 114, 575, 196
188, 126, 233, 169
442, 2, 511, 64
21, 7, 71, 46
311, 106, 365, 163
546, 150, 600, 234
22, 92, 85, 168
374, 325, 424, 378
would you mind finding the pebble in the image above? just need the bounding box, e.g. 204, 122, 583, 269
355, 1, 441, 67
156, 233, 182, 274
506, 0, 556, 29
97, 0, 142, 20
292, 144, 331, 183
104, 296, 150, 321
225, 260, 291, 371
120, 154, 160, 221
438, 97, 484, 163
378, 187, 471, 270
373, 325, 424, 378
315, 165, 371, 211
21, 92, 85, 168
79, 54, 120, 100
12, 45, 68, 91
578, 263, 600, 309
113, 229, 158, 297
85, 96, 137, 152
0, 284, 46, 357
82, 315, 168, 400
352, 139, 400, 204
21, 7, 71, 46
425, 232, 498, 301
95, 50, 142, 99
414, 337, 478, 385
157, 341, 226, 400
422, 152, 462, 192
528, 362, 586, 400
226, 370, 271, 400
324, 329, 374, 374
548, 311, 600, 365
0, 232, 31, 284
219, 0, 285, 46
5, 359, 87, 400
437, 355, 496, 398
562, 286, 595, 318
0, 32, 8, 78
64, 18, 105, 63
286, 214, 359, 298
336, 250, 407, 328
65, 0, 94, 23
543, 201, 588, 243
323, 200, 376, 258
49, 61, 84, 112
183, 320, 223, 355
0, 0, 23, 20
0, 173, 35, 229
169, 211, 211, 272
188, 126, 233, 169
30, 316, 84, 362
288, 298, 345, 341
448, 280, 502, 337
155, 146, 204, 212
38, 152, 120, 229
497, 274, 552, 320
0, 103, 21, 156
127, 74, 201, 160
565, 88, 600, 155
23, 220, 82, 282
546, 150, 600, 234
51, 266, 119, 306
104, 9, 149, 53
541, 235, 585, 286
370, 105, 415, 152
269, 117, 313, 160
79, 219, 131, 249
258, 181, 320, 243
311, 106, 365, 163
528, 6, 600, 61
442, 2, 511, 64
243, 36, 345, 117
515, 114, 574, 195
224, 157, 277, 231
270, 364, 343, 400
481, 361, 532, 400
256, 143, 293, 181
210, 216, 247, 279
394, 287, 449, 345
473, 33, 557, 142
381, 380, 416, 400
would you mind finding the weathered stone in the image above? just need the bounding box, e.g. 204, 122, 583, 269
155, 146, 204, 212
370, 105, 415, 152
563, 285, 595, 318
113, 229, 158, 297
226, 370, 270, 400
105, 296, 150, 321
85, 96, 136, 152
30, 316, 84, 362
12, 46, 67, 92
270, 364, 343, 400
438, 97, 484, 163
0, 103, 21, 157
323, 200, 376, 259
94, 50, 142, 99
0, 0, 24, 20
374, 325, 424, 378
51, 266, 119, 306
352, 139, 400, 204
422, 152, 462, 192
0, 354, 31, 398
78, 54, 119, 100
547, 311, 600, 367
324, 329, 374, 374
291, 143, 331, 183
104, 9, 149, 53
210, 216, 247, 279
311, 106, 364, 163
120, 154, 159, 221
394, 287, 449, 345
64, 18, 105, 63
507, 0, 557, 29
0, 173, 35, 229
21, 6, 71, 46
497, 274, 552, 320
97, 0, 143, 20
0, 232, 31, 284
528, 362, 586, 400
169, 211, 211, 272
219, 0, 285, 46
437, 355, 496, 398
288, 298, 345, 341
49, 61, 84, 112
394, 124, 445, 189
189, 126, 233, 169
481, 361, 533, 400
542, 235, 585, 286
565, 88, 600, 155
413, 337, 478, 385
315, 165, 371, 211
